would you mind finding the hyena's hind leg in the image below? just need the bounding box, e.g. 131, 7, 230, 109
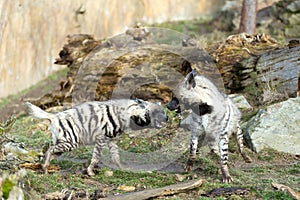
107, 140, 123, 169
234, 124, 252, 163
43, 142, 78, 174
87, 136, 108, 176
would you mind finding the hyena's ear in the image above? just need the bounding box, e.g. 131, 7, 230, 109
135, 99, 146, 108
185, 69, 197, 90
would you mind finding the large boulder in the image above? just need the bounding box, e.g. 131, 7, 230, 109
244, 97, 300, 154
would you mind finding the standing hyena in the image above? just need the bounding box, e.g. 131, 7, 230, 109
167, 69, 252, 183
26, 99, 167, 176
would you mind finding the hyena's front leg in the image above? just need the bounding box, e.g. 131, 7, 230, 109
185, 132, 198, 172
234, 124, 252, 163
185, 115, 205, 172
218, 131, 232, 183
87, 136, 107, 176
185, 130, 205, 172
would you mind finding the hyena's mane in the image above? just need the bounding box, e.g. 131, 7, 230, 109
128, 99, 151, 127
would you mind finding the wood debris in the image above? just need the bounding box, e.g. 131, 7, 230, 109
204, 187, 249, 197
101, 179, 204, 200
272, 182, 300, 200
19, 163, 60, 173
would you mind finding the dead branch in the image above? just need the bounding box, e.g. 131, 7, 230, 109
101, 179, 204, 200
272, 182, 300, 200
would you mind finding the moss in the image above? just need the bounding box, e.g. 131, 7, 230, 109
2, 178, 15, 199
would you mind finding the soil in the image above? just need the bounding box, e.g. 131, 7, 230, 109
0, 70, 63, 121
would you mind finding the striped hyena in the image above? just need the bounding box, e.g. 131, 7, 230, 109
167, 69, 252, 183
26, 99, 167, 176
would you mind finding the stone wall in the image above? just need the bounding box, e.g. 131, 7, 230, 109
0, 0, 224, 98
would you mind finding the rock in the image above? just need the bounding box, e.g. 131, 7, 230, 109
104, 170, 114, 177
3, 142, 42, 163
245, 97, 300, 154
0, 170, 26, 200
229, 94, 252, 110
7, 186, 24, 200
286, 0, 300, 13
174, 174, 186, 182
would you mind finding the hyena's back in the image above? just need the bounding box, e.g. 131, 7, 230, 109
26, 101, 127, 145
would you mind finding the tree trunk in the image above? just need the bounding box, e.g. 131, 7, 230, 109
239, 0, 258, 34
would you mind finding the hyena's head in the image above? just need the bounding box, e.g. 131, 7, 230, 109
129, 99, 167, 130
167, 69, 213, 116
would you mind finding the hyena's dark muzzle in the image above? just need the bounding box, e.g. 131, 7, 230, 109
166, 96, 181, 113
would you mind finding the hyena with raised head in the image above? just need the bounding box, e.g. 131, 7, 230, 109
167, 69, 252, 183
26, 99, 167, 176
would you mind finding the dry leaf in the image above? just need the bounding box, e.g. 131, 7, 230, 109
117, 185, 136, 192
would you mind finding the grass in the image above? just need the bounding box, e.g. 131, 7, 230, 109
6, 113, 299, 199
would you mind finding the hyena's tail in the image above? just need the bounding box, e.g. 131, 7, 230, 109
25, 102, 54, 120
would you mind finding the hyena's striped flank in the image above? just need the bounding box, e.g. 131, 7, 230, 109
167, 69, 252, 183
26, 99, 167, 176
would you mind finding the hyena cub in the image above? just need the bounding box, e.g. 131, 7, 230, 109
167, 69, 251, 183
26, 99, 167, 176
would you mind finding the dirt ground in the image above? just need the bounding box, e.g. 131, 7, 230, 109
0, 69, 64, 122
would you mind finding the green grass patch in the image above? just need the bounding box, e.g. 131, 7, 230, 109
10, 117, 51, 149
93, 167, 176, 189
2, 178, 15, 199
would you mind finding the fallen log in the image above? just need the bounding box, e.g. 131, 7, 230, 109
240, 44, 300, 99
212, 33, 300, 104
32, 27, 222, 109
101, 179, 204, 200
32, 31, 299, 109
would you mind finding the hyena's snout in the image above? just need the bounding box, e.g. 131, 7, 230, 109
154, 110, 168, 128
167, 96, 181, 113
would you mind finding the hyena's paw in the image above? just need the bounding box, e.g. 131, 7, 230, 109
87, 167, 96, 176
242, 153, 252, 163
221, 165, 233, 183
222, 174, 233, 183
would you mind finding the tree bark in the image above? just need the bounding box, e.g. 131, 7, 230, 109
239, 0, 258, 34
212, 33, 300, 104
